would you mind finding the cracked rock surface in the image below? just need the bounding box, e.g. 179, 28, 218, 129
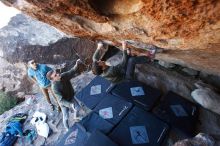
2, 0, 220, 76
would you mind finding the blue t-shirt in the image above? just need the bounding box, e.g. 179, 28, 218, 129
28, 64, 52, 88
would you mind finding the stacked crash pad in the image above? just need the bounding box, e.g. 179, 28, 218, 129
84, 130, 118, 146
56, 123, 118, 146
79, 94, 133, 134
61, 76, 199, 145
75, 76, 111, 109
109, 107, 169, 146
94, 94, 133, 125
80, 112, 114, 134
111, 80, 161, 111
55, 123, 90, 146
153, 91, 199, 136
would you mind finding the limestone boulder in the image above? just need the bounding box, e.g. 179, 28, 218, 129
173, 133, 215, 146
191, 82, 220, 115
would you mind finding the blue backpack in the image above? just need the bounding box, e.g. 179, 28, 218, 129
0, 132, 17, 146
0, 113, 28, 146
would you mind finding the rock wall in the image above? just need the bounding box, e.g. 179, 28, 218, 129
0, 11, 219, 145
107, 51, 220, 100
107, 52, 220, 146
2, 0, 220, 76
0, 14, 96, 94
0, 58, 29, 93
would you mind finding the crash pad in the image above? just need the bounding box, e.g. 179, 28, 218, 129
153, 91, 199, 136
94, 94, 133, 125
84, 130, 118, 146
75, 76, 111, 109
111, 80, 161, 111
55, 123, 89, 146
80, 112, 114, 134
109, 106, 169, 146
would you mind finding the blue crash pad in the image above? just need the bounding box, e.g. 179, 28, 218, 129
75, 76, 111, 109
55, 123, 89, 146
84, 130, 118, 146
153, 91, 199, 136
111, 80, 161, 111
109, 106, 169, 146
80, 112, 114, 134
94, 94, 133, 125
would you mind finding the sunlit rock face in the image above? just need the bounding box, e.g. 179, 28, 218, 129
2, 0, 220, 76
0, 14, 65, 63
0, 57, 29, 93
0, 14, 96, 93
0, 14, 64, 93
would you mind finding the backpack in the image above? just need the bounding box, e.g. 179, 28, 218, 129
6, 121, 23, 136
0, 132, 17, 146
8, 113, 28, 124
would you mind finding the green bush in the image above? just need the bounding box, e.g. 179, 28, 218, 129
0, 91, 17, 115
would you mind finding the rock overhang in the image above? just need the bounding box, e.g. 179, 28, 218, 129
2, 0, 220, 76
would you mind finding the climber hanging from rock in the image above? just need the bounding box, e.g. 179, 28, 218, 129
27, 60, 60, 111
46, 59, 86, 131
92, 41, 156, 93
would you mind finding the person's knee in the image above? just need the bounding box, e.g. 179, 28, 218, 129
41, 88, 46, 94
41, 88, 49, 96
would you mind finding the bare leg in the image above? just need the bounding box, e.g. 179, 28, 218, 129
41, 87, 54, 111
41, 87, 51, 104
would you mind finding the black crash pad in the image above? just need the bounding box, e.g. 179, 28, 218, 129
75, 76, 111, 109
94, 94, 133, 125
111, 80, 161, 111
153, 91, 199, 136
80, 112, 114, 134
109, 107, 169, 146
55, 123, 89, 146
85, 130, 118, 146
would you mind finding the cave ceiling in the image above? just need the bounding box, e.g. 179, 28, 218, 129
2, 0, 220, 76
